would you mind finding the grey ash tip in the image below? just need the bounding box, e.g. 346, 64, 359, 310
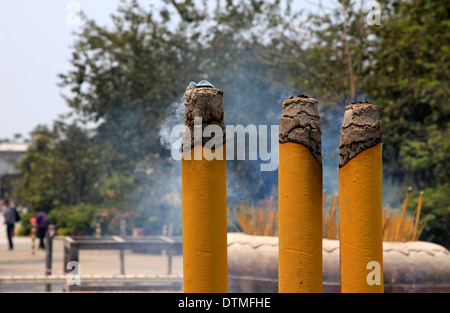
279, 95, 322, 164
339, 102, 382, 167
183, 87, 225, 150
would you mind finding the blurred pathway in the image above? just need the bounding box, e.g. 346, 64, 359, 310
0, 237, 182, 276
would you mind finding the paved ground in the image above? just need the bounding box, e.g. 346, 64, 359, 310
0, 217, 183, 292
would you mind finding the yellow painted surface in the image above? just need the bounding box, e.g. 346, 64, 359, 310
339, 143, 384, 293
278, 142, 323, 293
181, 145, 227, 293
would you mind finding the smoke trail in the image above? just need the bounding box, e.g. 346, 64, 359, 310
159, 80, 216, 166
321, 104, 343, 196
156, 78, 353, 211
353, 89, 375, 104
159, 92, 185, 153
158, 79, 217, 166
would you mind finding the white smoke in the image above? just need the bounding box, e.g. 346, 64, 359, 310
159, 80, 216, 156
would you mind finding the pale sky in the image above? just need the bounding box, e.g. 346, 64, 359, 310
0, 0, 330, 140
0, 0, 124, 140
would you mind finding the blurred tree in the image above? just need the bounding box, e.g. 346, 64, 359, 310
364, 0, 449, 187
59, 0, 291, 205
58, 0, 202, 174
56, 1, 205, 234
363, 0, 450, 246
255, 0, 450, 245
14, 122, 102, 209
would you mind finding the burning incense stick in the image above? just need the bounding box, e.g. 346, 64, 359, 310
339, 102, 383, 293
181, 86, 227, 293
394, 186, 412, 241
278, 95, 323, 293
412, 191, 424, 241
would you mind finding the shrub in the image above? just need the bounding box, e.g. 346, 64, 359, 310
48, 204, 99, 236
16, 211, 36, 236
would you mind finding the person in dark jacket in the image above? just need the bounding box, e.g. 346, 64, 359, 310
2, 199, 16, 250
35, 207, 49, 250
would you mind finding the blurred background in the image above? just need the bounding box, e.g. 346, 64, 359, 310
0, 0, 448, 249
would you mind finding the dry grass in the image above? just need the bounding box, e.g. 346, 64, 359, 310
229, 189, 429, 242
228, 199, 278, 236
382, 190, 429, 242
323, 190, 339, 239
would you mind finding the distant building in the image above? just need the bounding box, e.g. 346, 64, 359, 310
0, 143, 28, 199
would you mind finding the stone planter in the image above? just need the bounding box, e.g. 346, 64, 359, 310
227, 232, 450, 293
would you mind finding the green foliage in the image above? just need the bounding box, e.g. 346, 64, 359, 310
420, 185, 450, 247
48, 204, 99, 236
363, 0, 450, 246
58, 0, 202, 174
17, 211, 35, 236
45, 204, 135, 236
400, 124, 450, 187
103, 174, 135, 207
13, 122, 102, 210
56, 228, 72, 236
364, 0, 450, 186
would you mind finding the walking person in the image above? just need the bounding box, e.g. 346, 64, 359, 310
35, 208, 49, 250
2, 199, 17, 250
